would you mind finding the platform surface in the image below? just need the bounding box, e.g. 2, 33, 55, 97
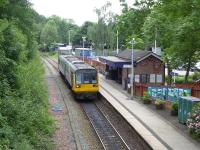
99, 74, 200, 150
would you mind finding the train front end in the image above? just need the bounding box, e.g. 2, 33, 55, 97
73, 69, 99, 99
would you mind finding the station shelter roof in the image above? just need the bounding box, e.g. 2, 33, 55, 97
99, 56, 130, 68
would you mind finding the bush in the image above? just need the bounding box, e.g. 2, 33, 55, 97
155, 99, 165, 105
171, 101, 178, 111
165, 75, 194, 84
142, 91, 151, 101
192, 72, 200, 81
49, 51, 56, 56
187, 102, 200, 140
0, 52, 55, 149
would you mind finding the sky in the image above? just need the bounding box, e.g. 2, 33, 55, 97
31, 0, 133, 26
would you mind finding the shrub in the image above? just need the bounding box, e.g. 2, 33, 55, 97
155, 99, 165, 105
142, 91, 151, 101
187, 102, 200, 140
192, 72, 200, 81
171, 101, 178, 111
0, 51, 55, 149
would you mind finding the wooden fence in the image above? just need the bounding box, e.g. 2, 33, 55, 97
80, 57, 106, 74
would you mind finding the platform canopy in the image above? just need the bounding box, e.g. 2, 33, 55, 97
99, 56, 131, 69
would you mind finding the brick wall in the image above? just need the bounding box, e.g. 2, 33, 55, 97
134, 55, 164, 75
122, 55, 165, 84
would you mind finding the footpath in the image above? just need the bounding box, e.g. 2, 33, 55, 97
99, 74, 200, 150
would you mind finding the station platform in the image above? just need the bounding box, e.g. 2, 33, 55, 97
99, 74, 200, 150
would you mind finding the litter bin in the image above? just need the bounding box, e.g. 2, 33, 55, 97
178, 96, 200, 124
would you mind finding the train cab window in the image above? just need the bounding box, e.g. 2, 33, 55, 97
83, 73, 97, 84
76, 74, 82, 84
76, 70, 97, 84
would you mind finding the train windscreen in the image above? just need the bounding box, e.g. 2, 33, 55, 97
76, 70, 97, 84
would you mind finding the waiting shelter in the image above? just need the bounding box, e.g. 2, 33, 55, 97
99, 56, 130, 83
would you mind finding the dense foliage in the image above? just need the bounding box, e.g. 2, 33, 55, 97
113, 0, 200, 83
0, 0, 54, 149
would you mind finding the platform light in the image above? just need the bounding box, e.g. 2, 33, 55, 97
129, 38, 135, 100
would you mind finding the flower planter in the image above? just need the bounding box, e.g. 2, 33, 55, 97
155, 104, 163, 110
143, 100, 151, 104
170, 110, 178, 116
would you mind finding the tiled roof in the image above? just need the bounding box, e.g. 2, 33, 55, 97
117, 49, 152, 61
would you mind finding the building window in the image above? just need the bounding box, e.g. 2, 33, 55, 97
150, 74, 156, 83
135, 75, 140, 83
156, 74, 163, 83
140, 74, 149, 83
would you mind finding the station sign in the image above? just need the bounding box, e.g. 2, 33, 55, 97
123, 64, 132, 68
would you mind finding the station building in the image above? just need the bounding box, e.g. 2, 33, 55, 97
99, 49, 165, 90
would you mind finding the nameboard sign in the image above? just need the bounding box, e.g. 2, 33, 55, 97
123, 64, 132, 68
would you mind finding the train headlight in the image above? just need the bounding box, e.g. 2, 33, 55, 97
76, 85, 81, 88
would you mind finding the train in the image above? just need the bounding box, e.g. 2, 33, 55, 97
58, 55, 99, 99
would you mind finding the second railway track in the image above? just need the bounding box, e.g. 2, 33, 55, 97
81, 102, 130, 150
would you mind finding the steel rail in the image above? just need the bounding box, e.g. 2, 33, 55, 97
81, 102, 130, 150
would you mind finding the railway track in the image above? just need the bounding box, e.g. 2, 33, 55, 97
46, 56, 130, 150
44, 57, 59, 71
81, 102, 130, 150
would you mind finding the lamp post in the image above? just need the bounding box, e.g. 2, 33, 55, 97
90, 42, 94, 65
117, 30, 119, 54
82, 36, 86, 61
154, 28, 157, 54
129, 38, 135, 99
68, 30, 71, 46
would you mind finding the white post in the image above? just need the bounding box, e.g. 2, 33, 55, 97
174, 75, 176, 84
117, 30, 119, 54
154, 28, 157, 54
131, 38, 135, 99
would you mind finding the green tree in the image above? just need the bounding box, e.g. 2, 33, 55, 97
48, 15, 78, 44
116, 0, 155, 50
143, 0, 200, 83
0, 1, 55, 149
40, 20, 58, 49
87, 1, 116, 53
